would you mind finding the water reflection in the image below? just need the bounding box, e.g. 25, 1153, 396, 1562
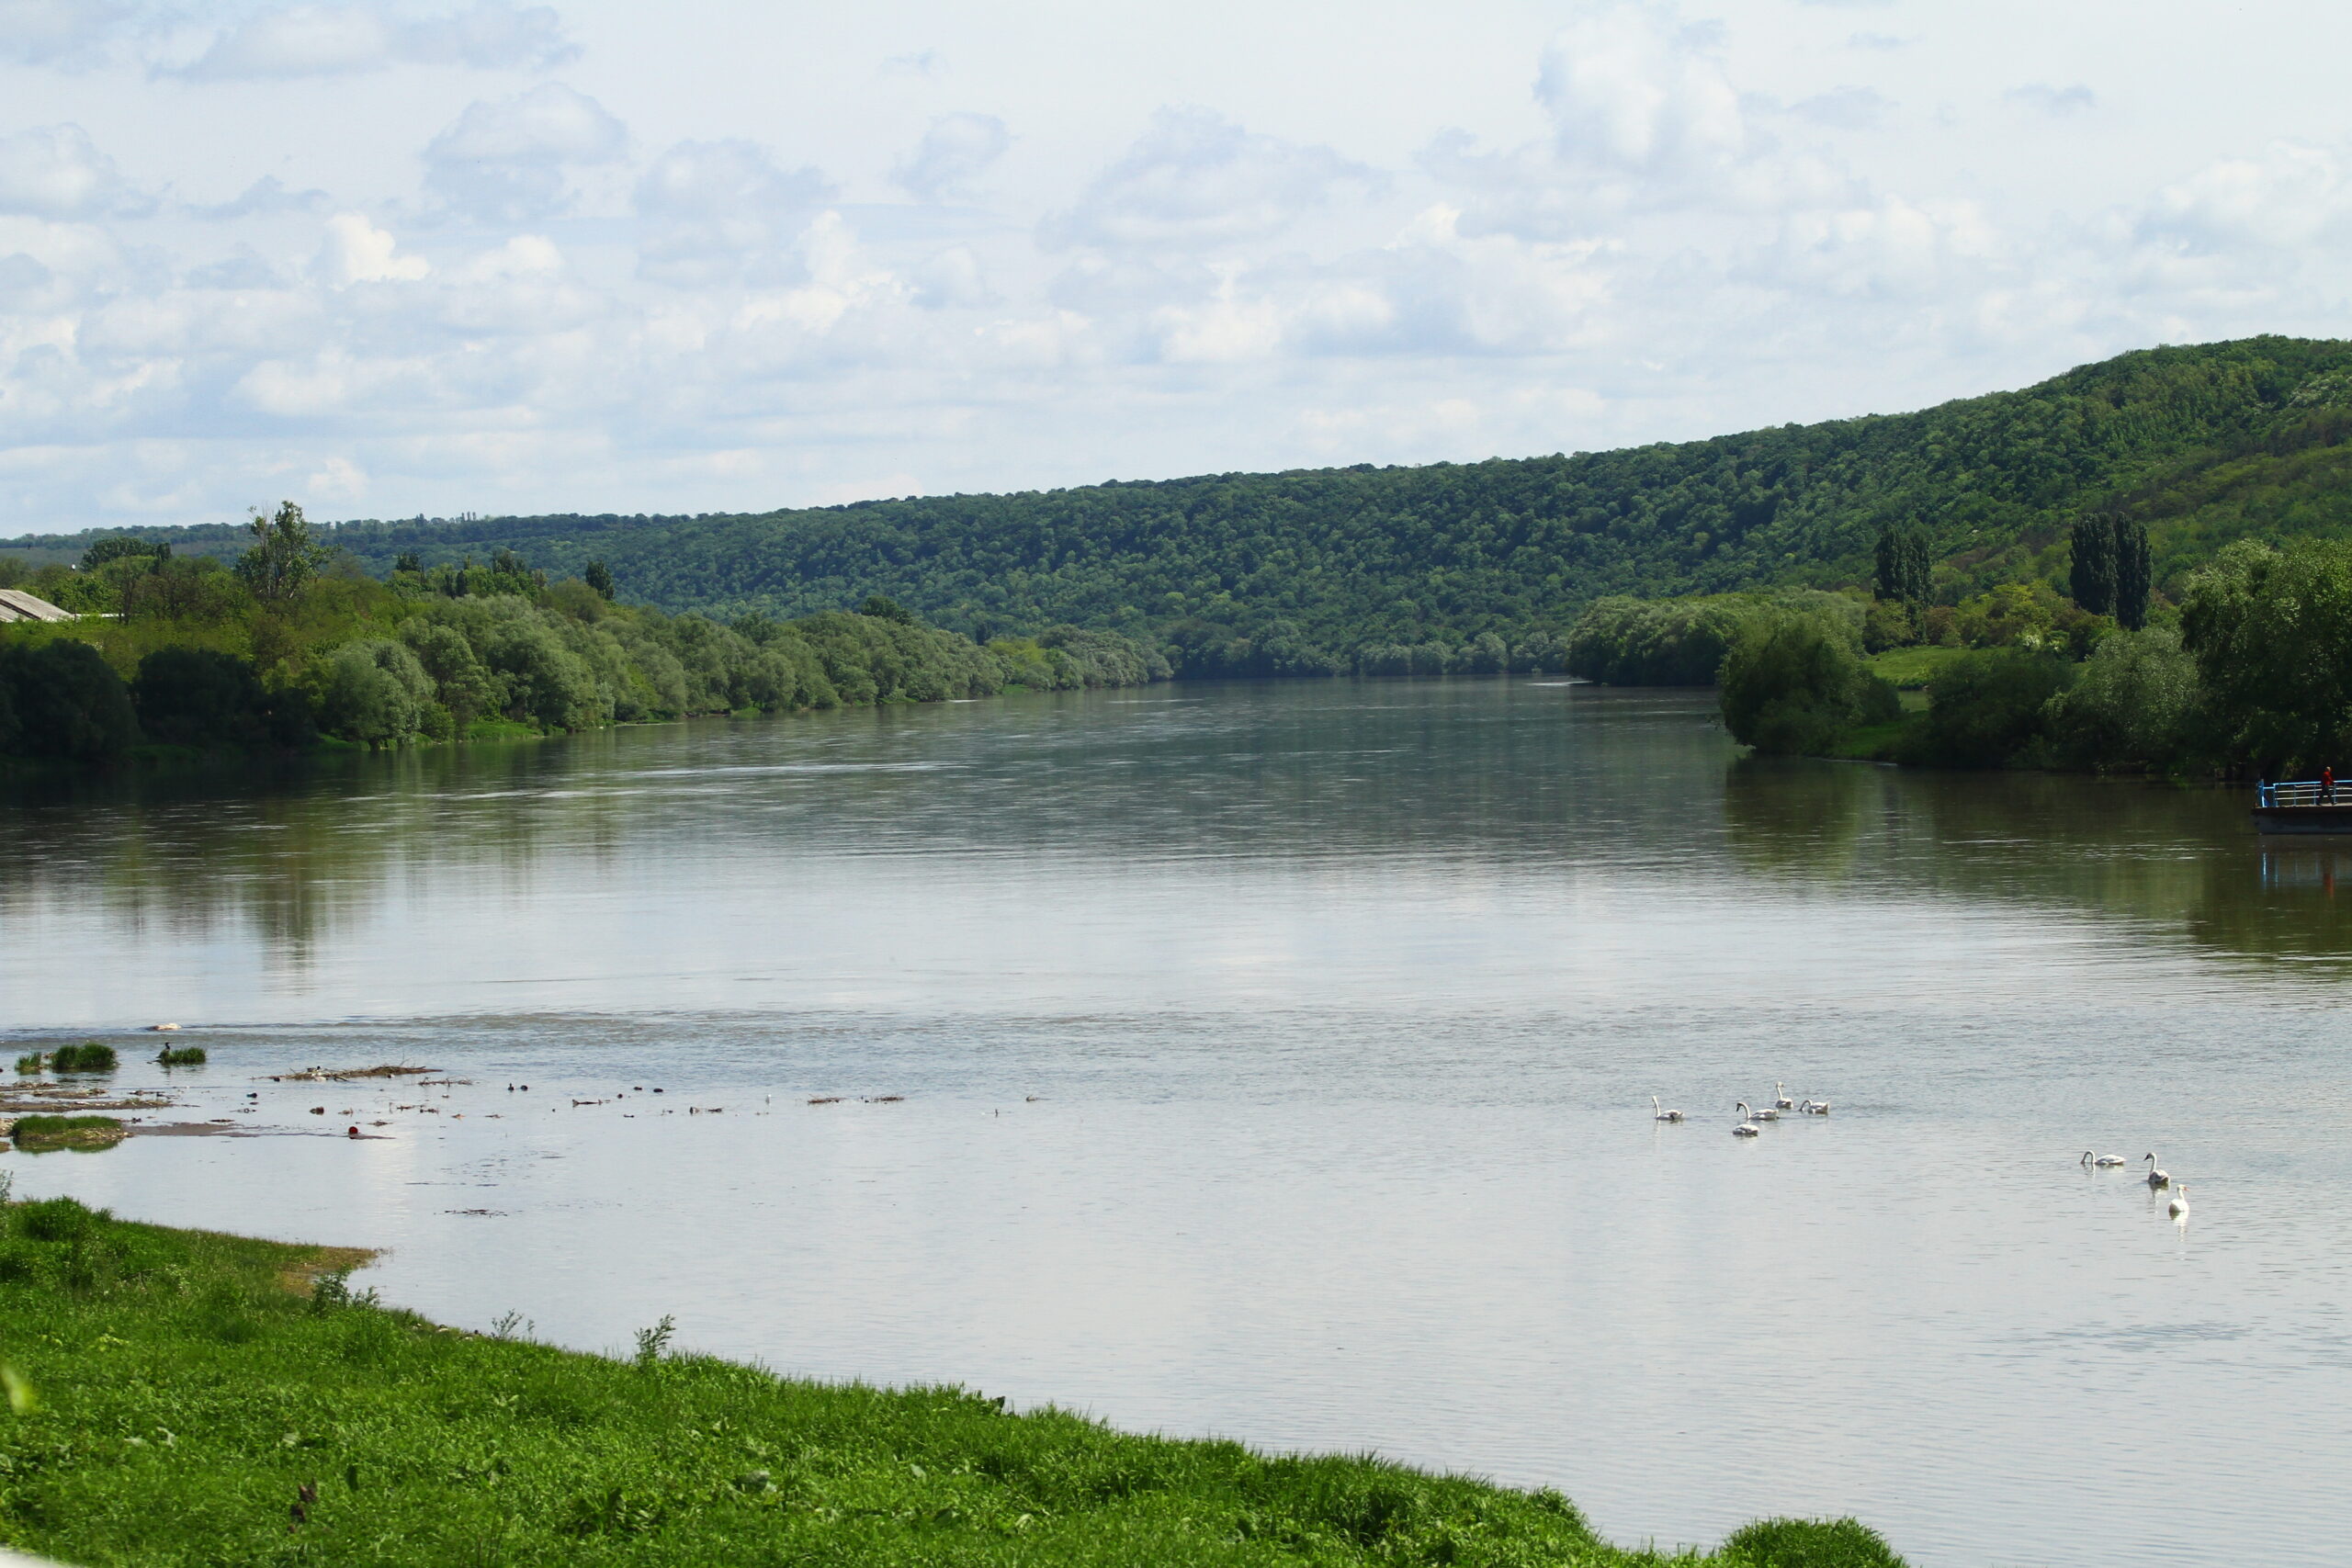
7, 685, 2351, 996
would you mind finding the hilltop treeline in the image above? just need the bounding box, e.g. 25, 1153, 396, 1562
0, 511, 1164, 767
17, 336, 2352, 674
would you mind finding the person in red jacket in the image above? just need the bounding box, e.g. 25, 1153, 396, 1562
2324, 765, 2336, 804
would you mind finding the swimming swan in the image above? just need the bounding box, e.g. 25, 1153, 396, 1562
1774, 1082, 1795, 1111
2143, 1153, 2170, 1188
1653, 1096, 1686, 1122
1732, 1102, 1763, 1136
2081, 1151, 2127, 1168
2168, 1184, 2190, 1219
1799, 1099, 1831, 1114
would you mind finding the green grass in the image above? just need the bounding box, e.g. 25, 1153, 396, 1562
10, 1055, 39, 1077
153, 1046, 208, 1068
0, 1199, 1907, 1567
47, 1043, 118, 1075
6, 1116, 125, 1151
1865, 646, 1971, 690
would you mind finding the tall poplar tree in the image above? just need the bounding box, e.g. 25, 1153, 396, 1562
2114, 517, 2153, 630
2069, 516, 2117, 615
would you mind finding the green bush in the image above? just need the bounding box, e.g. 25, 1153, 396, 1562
130, 647, 284, 749
313, 638, 435, 747
155, 1044, 208, 1066
13, 1053, 41, 1075
0, 640, 136, 762
1905, 649, 2075, 768
2044, 625, 2204, 771
49, 1042, 118, 1073
1721, 613, 1899, 754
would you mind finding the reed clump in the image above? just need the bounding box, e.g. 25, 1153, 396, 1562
47, 1042, 118, 1074
11, 1053, 40, 1075
154, 1044, 208, 1066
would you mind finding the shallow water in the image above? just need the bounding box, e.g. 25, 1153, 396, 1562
5, 680, 2349, 1567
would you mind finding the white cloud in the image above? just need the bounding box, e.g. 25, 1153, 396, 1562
2005, 83, 2098, 117
1044, 107, 1379, 250
0, 0, 129, 65
0, 125, 146, 218
1535, 2, 1746, 181
319, 213, 430, 286
634, 139, 834, 287
175, 3, 574, 81
423, 84, 627, 221
893, 113, 1011, 201
191, 175, 332, 221
2139, 141, 2352, 254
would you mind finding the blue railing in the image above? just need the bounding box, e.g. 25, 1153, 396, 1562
2258, 779, 2345, 807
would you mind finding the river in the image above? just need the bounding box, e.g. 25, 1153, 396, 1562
4, 678, 2346, 1567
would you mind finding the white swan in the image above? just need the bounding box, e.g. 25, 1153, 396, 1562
2143, 1153, 2170, 1188
2168, 1184, 2190, 1219
1732, 1102, 1763, 1136
1800, 1099, 1831, 1115
2081, 1151, 2126, 1168
1653, 1096, 1686, 1123
1774, 1082, 1794, 1111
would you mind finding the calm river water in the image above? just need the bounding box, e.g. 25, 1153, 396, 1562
5, 679, 2348, 1567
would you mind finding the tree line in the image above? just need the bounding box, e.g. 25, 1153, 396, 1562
1607, 524, 2352, 776
19, 336, 2352, 678
0, 506, 1167, 768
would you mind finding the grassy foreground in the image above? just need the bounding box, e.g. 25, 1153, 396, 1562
0, 1198, 1903, 1568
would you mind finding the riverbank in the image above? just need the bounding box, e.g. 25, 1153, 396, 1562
0, 1196, 1899, 1567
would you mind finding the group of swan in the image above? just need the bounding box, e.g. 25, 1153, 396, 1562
1654, 1080, 1831, 1135
2082, 1150, 2192, 1218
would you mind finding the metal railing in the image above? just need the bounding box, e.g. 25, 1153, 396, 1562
2257, 779, 2346, 807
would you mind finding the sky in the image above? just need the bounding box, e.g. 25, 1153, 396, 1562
3, 0, 2351, 530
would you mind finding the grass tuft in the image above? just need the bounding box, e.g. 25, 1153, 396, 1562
154, 1044, 208, 1067
47, 1042, 118, 1074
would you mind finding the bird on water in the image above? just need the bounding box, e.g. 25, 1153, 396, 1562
1653, 1096, 1686, 1122
2169, 1185, 2191, 1220
2143, 1153, 2171, 1188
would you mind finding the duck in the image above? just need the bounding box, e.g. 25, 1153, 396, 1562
2143, 1153, 2170, 1188
1652, 1096, 1686, 1123
2168, 1184, 2190, 1220
1773, 1082, 1795, 1111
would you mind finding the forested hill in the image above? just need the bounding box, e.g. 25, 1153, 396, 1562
18, 334, 2352, 674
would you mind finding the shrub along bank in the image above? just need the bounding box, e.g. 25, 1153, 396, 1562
0, 508, 1166, 769
1581, 533, 2352, 777
0, 1195, 1903, 1568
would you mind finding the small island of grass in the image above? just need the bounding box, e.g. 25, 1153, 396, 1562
0, 1196, 1904, 1567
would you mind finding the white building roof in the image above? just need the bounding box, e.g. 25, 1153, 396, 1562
0, 589, 74, 623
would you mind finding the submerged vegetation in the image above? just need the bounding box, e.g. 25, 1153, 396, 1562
0, 1200, 1905, 1566
0, 507, 1165, 769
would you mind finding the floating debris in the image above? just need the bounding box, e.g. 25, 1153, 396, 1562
267, 1066, 437, 1084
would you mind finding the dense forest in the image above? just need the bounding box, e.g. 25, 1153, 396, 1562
0, 508, 1164, 768
16, 335, 2352, 677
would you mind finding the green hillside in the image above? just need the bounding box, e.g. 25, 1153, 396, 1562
17, 335, 2352, 673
